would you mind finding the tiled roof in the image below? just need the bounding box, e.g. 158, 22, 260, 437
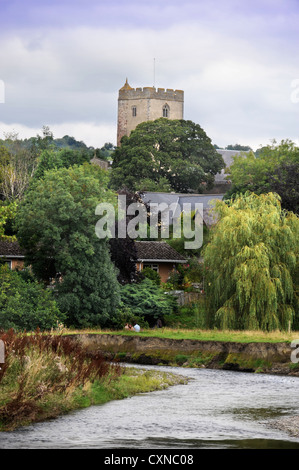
141, 192, 224, 228
135, 241, 187, 262
215, 149, 249, 183
0, 240, 24, 257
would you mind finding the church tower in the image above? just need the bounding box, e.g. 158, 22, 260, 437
117, 79, 184, 146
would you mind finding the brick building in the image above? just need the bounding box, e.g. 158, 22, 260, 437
135, 240, 187, 283
0, 240, 25, 270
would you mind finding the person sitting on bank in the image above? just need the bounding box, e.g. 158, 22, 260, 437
133, 323, 141, 332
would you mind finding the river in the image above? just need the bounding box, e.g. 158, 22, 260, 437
1, 365, 299, 449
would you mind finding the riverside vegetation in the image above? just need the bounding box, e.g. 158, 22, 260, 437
0, 133, 298, 430
0, 329, 187, 431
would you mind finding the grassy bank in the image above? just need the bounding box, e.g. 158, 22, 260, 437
65, 327, 299, 344
0, 330, 187, 431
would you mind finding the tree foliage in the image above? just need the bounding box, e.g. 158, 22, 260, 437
108, 189, 144, 285
226, 140, 299, 213
259, 162, 299, 215
0, 128, 96, 202
120, 278, 177, 326
0, 133, 38, 201
110, 118, 225, 193
33, 147, 92, 180
204, 192, 299, 331
0, 265, 64, 331
0, 201, 17, 240
15, 164, 120, 328
226, 144, 253, 151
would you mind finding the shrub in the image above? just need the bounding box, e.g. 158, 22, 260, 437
0, 266, 64, 331
164, 299, 207, 329
0, 329, 119, 429
142, 267, 161, 286
119, 278, 177, 327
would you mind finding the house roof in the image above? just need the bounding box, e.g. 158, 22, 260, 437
215, 149, 249, 183
0, 240, 24, 258
135, 241, 187, 263
141, 191, 224, 228
142, 191, 224, 211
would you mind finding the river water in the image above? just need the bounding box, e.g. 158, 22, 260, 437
1, 365, 299, 449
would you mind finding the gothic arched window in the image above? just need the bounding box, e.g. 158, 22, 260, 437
163, 104, 170, 118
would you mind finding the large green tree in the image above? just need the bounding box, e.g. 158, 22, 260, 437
225, 139, 299, 213
110, 118, 225, 193
33, 147, 92, 180
16, 163, 120, 328
204, 192, 299, 331
0, 265, 64, 331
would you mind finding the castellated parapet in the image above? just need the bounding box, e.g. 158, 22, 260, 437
118, 86, 184, 101
117, 79, 184, 146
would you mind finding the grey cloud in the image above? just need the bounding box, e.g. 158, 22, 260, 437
0, 12, 298, 149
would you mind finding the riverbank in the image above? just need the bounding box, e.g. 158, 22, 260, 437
269, 416, 299, 438
65, 327, 299, 344
0, 366, 188, 432
70, 333, 299, 376
0, 330, 188, 431
2, 328, 298, 432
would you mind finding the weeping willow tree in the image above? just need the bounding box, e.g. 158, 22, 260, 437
203, 192, 299, 331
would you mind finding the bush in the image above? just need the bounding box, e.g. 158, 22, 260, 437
0, 266, 64, 331
119, 278, 177, 327
142, 267, 161, 286
164, 259, 203, 291
164, 299, 207, 329
0, 329, 118, 430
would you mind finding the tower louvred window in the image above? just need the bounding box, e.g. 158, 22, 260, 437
163, 104, 170, 117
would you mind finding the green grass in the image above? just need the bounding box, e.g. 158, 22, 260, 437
0, 330, 187, 431
0, 367, 187, 431
65, 327, 299, 344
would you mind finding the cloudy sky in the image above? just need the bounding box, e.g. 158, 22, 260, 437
0, 0, 298, 150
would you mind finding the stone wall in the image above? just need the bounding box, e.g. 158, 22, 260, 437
117, 87, 184, 145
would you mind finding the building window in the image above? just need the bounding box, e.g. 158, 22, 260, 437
0, 259, 12, 269
163, 104, 170, 118
132, 106, 137, 117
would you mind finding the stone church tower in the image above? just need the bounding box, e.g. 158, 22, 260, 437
117, 79, 184, 146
